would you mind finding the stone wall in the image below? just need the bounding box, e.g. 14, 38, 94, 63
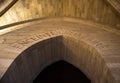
0, 18, 120, 83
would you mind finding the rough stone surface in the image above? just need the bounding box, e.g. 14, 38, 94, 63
0, 18, 120, 83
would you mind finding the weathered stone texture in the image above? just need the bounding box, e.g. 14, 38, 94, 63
0, 18, 120, 83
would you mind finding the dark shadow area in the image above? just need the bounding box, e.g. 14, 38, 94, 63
33, 60, 91, 83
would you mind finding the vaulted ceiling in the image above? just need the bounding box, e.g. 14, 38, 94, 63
0, 0, 120, 29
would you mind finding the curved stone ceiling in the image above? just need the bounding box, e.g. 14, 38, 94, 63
0, 0, 120, 29
0, 18, 120, 83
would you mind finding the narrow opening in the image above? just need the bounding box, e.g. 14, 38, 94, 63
33, 60, 91, 83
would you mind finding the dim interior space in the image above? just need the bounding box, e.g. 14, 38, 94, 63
0, 0, 120, 83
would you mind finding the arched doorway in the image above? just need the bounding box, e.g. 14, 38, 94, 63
0, 34, 114, 83
0, 27, 117, 83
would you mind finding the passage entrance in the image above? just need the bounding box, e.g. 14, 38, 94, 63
33, 60, 91, 83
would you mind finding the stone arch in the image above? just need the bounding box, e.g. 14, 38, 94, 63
0, 31, 115, 83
